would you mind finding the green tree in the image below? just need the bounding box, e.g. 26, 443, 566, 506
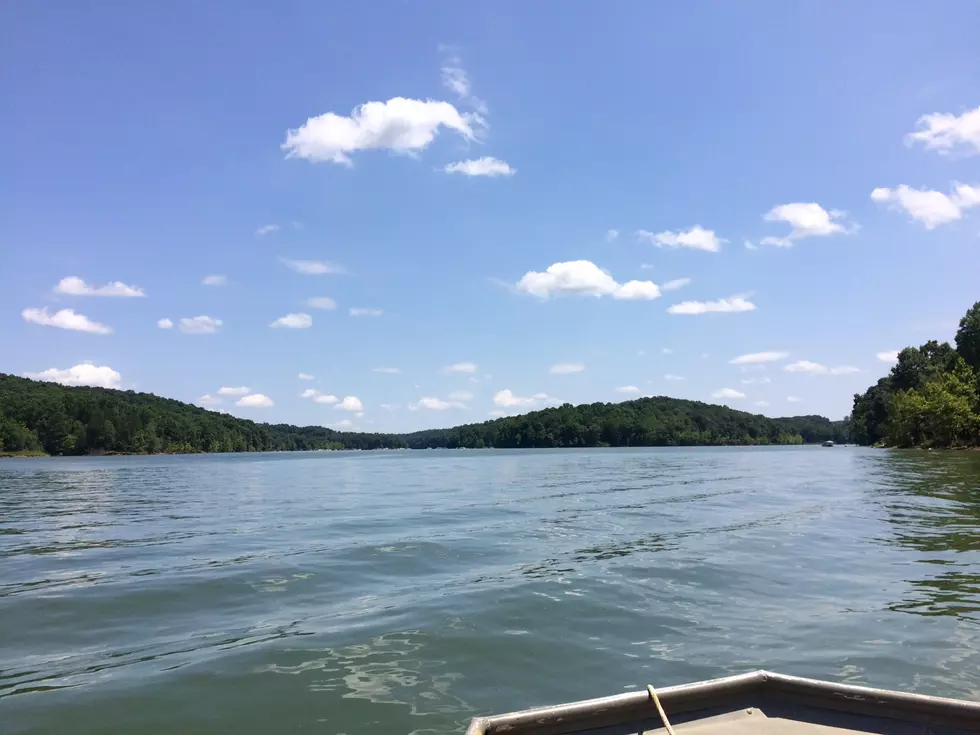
956, 301, 980, 373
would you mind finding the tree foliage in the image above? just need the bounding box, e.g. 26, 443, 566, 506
0, 373, 847, 456
851, 300, 980, 448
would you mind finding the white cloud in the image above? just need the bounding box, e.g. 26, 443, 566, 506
270, 312, 313, 328
755, 400, 770, 407
448, 390, 474, 401
332, 419, 355, 429
157, 318, 173, 329
198, 394, 222, 406
664, 374, 685, 381
281, 97, 477, 166
441, 57, 471, 98
741, 376, 772, 385
179, 315, 222, 334
336, 396, 363, 412
760, 203, 850, 247
217, 386, 250, 396
414, 396, 466, 410
372, 367, 402, 374
877, 350, 900, 364
202, 274, 227, 286
785, 360, 828, 375
314, 394, 339, 404
24, 363, 121, 389
298, 373, 315, 380
668, 296, 756, 315
281, 259, 345, 275
349, 307, 383, 317
236, 394, 274, 407
729, 351, 788, 365
307, 297, 337, 311
444, 157, 515, 177
615, 385, 640, 394
55, 276, 145, 297
488, 410, 508, 418
712, 388, 746, 399
255, 224, 280, 236
870, 183, 980, 229
830, 366, 861, 375
22, 307, 112, 334
380, 403, 399, 411
744, 240, 758, 251
516, 260, 660, 300
300, 388, 319, 398
905, 106, 980, 155
493, 389, 551, 408
636, 226, 723, 252
786, 396, 802, 403
550, 363, 585, 375
606, 229, 620, 242
443, 362, 478, 374
661, 278, 691, 291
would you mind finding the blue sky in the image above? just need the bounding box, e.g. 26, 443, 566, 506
2, 1, 978, 432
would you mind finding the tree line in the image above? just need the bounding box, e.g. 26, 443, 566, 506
0, 372, 847, 456
850, 301, 980, 448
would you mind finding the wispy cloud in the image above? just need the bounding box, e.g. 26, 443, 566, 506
760, 203, 852, 247
712, 388, 745, 399
636, 226, 724, 252
668, 296, 755, 315
179, 315, 222, 334
157, 318, 173, 329
615, 385, 640, 394
605, 229, 620, 242
412, 396, 466, 410
444, 157, 515, 177
202, 274, 227, 286
372, 367, 403, 374
298, 373, 315, 380
905, 105, 980, 155
270, 312, 313, 328
442, 362, 478, 374
729, 351, 788, 365
349, 307, 383, 317
871, 183, 980, 229
550, 363, 585, 374
877, 350, 900, 363
255, 224, 280, 236
307, 297, 337, 310
493, 389, 553, 408
661, 278, 691, 291
281, 258, 345, 275
664, 374, 686, 381
55, 276, 144, 297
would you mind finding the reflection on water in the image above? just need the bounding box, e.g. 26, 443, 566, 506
3, 448, 980, 734
872, 451, 980, 621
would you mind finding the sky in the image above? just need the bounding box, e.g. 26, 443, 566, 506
2, 1, 979, 433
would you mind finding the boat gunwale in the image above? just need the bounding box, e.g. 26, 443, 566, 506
465, 670, 980, 734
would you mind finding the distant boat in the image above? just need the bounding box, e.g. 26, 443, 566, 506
466, 671, 980, 735
822, 440, 835, 447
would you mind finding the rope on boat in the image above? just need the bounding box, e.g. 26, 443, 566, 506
647, 684, 676, 735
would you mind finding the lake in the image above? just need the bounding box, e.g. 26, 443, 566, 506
2, 447, 980, 734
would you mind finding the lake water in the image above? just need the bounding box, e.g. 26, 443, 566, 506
2, 447, 980, 734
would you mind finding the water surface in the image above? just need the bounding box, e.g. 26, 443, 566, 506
2, 447, 980, 734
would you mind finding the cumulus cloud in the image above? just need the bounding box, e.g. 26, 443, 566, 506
198, 394, 222, 406
668, 296, 756, 315
301, 388, 339, 404
444, 157, 515, 177
493, 389, 552, 408
22, 307, 112, 334
349, 307, 383, 317
516, 260, 660, 300
413, 396, 466, 410
24, 363, 121, 389
786, 396, 802, 403
615, 385, 640, 394
55, 276, 145, 297
307, 297, 337, 310
336, 396, 363, 412
877, 350, 900, 364
202, 274, 227, 286
636, 226, 723, 252
870, 183, 980, 229
236, 394, 274, 407
661, 278, 691, 291
157, 318, 173, 329
760, 203, 851, 247
785, 360, 828, 374
550, 363, 585, 374
217, 386, 250, 396
179, 316, 222, 334
281, 259, 345, 275
664, 374, 686, 381
281, 97, 477, 166
372, 367, 402, 374
298, 373, 315, 380
443, 362, 478, 374
905, 106, 980, 155
255, 224, 280, 236
712, 388, 746, 399
606, 229, 620, 242
270, 312, 313, 328
729, 351, 788, 365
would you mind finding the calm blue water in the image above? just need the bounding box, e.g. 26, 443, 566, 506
2, 447, 980, 734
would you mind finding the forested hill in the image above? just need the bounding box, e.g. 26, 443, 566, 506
0, 372, 846, 456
